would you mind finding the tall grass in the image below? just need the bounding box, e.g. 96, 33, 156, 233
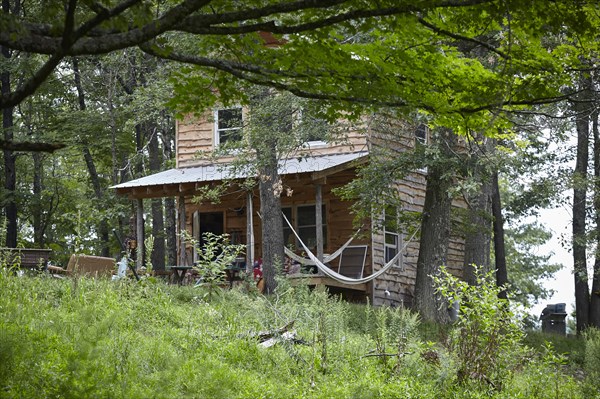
0, 269, 593, 399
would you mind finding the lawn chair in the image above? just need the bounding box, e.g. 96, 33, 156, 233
337, 245, 368, 279
47, 254, 116, 278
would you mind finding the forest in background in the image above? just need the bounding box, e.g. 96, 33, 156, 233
1, 1, 600, 330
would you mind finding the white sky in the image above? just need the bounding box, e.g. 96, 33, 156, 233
530, 205, 574, 319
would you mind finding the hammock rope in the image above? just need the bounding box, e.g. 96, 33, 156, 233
282, 213, 419, 285
284, 227, 362, 265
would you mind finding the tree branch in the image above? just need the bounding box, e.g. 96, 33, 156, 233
144, 42, 575, 115
140, 43, 412, 108
0, 139, 66, 152
416, 17, 510, 60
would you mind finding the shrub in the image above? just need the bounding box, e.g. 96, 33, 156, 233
583, 327, 600, 397
433, 266, 526, 390
191, 232, 245, 299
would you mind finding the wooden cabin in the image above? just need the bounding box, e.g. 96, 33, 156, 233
112, 107, 466, 307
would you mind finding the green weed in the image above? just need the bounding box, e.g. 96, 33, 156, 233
0, 267, 592, 398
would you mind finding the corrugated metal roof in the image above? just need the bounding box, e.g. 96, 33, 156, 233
111, 152, 368, 190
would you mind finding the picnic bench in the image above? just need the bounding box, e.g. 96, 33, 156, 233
0, 247, 52, 271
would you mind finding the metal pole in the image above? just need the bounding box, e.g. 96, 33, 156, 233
315, 184, 323, 263
246, 190, 255, 273
178, 195, 187, 266
136, 198, 144, 271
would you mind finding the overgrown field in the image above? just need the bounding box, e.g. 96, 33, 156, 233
1, 270, 598, 399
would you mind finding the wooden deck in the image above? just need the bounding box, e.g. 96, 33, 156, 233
287, 273, 367, 292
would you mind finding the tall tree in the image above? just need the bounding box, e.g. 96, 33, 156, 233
462, 135, 493, 285
1, 0, 17, 247
148, 125, 166, 270
72, 57, 111, 257
491, 171, 508, 299
201, 88, 334, 293
592, 102, 600, 327
414, 128, 458, 323
572, 72, 592, 332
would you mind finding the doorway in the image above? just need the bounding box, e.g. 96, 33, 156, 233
198, 212, 224, 247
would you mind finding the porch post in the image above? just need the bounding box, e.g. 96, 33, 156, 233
178, 195, 187, 266
136, 198, 144, 270
246, 190, 255, 273
315, 184, 324, 263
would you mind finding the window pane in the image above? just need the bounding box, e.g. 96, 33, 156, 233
384, 206, 398, 232
220, 129, 242, 144
385, 246, 398, 263
416, 124, 428, 144
218, 108, 243, 129
300, 108, 329, 142
385, 232, 398, 246
297, 204, 326, 227
297, 206, 315, 226
298, 227, 316, 248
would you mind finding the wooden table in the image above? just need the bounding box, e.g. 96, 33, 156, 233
170, 266, 193, 285
225, 267, 241, 288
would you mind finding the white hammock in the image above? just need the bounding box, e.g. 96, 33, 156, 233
283, 213, 419, 285
284, 227, 362, 265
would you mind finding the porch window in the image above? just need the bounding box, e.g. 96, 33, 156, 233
214, 107, 243, 146
297, 204, 327, 249
282, 205, 327, 250
384, 207, 403, 269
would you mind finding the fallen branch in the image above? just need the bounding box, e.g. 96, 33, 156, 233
246, 320, 295, 342
361, 351, 412, 359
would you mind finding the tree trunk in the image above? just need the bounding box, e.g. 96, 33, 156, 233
72, 57, 110, 256
414, 128, 456, 323
164, 197, 177, 266
163, 133, 177, 266
148, 126, 165, 270
491, 171, 509, 299
257, 141, 284, 294
1, 0, 17, 248
573, 72, 591, 333
590, 102, 600, 328
462, 171, 492, 284
463, 136, 493, 284
32, 152, 44, 247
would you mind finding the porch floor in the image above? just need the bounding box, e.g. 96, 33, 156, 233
287, 273, 367, 292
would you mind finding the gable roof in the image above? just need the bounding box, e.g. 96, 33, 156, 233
112, 152, 368, 198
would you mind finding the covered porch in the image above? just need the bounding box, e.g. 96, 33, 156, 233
111, 152, 372, 296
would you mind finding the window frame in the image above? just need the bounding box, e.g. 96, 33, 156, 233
415, 124, 429, 146
282, 204, 327, 250
214, 107, 243, 147
383, 207, 403, 269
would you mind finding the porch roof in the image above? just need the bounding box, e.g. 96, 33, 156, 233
111, 151, 368, 198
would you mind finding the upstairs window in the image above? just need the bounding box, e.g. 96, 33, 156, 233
304, 129, 328, 147
298, 108, 329, 147
214, 107, 243, 146
415, 124, 429, 145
